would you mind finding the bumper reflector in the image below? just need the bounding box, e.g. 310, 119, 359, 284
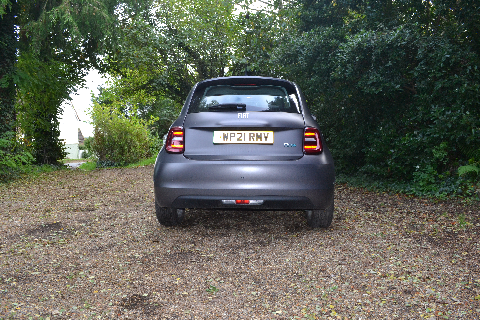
222, 200, 264, 205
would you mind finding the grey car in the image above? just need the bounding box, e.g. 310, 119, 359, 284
153, 76, 335, 228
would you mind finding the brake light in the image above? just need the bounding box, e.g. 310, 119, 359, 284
303, 127, 322, 154
221, 200, 264, 205
165, 126, 185, 153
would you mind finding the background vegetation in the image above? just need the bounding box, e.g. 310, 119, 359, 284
88, 102, 156, 167
1, 0, 479, 198
272, 0, 480, 198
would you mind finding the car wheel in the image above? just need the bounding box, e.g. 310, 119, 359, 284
155, 202, 185, 226
305, 199, 334, 228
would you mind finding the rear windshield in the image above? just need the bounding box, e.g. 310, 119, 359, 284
188, 85, 300, 113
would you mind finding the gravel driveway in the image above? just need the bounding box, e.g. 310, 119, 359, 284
1, 166, 479, 319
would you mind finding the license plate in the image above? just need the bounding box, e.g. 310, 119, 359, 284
213, 131, 274, 144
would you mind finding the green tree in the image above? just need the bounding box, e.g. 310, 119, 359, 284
15, 54, 77, 163
105, 0, 288, 105
13, 0, 120, 164
1, 0, 150, 165
229, 2, 288, 76
107, 0, 241, 104
0, 0, 33, 179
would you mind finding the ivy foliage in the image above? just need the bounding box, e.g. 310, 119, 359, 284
0, 131, 34, 182
15, 53, 79, 164
0, 0, 17, 139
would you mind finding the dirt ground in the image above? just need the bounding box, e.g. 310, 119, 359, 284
1, 165, 479, 319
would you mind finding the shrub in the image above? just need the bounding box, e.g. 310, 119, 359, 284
89, 103, 153, 166
148, 131, 163, 157
0, 132, 34, 182
458, 158, 480, 197
80, 137, 93, 159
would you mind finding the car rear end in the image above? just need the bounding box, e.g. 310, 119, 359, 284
154, 76, 335, 227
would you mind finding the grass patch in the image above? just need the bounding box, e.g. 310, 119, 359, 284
125, 156, 156, 168
78, 156, 156, 171
1, 163, 67, 185
78, 161, 97, 171
1, 156, 156, 184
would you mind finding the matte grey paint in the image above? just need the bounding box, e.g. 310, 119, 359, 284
183, 112, 305, 161
154, 76, 335, 212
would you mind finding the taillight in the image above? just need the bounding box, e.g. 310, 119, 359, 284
303, 127, 322, 154
165, 126, 185, 153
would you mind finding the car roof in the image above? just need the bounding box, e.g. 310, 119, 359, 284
194, 76, 298, 90
178, 76, 308, 119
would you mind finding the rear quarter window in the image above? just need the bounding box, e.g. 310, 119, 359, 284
188, 85, 300, 113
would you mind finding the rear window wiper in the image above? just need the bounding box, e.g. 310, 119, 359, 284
208, 103, 246, 111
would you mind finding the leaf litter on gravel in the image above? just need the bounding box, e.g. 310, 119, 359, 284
0, 167, 479, 319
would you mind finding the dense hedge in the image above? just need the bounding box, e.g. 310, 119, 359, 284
273, 0, 480, 197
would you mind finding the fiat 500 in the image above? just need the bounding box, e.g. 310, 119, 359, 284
153, 76, 335, 228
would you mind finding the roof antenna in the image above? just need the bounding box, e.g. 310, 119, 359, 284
244, 64, 248, 76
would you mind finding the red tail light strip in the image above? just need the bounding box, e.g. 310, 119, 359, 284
303, 127, 323, 154
165, 126, 185, 153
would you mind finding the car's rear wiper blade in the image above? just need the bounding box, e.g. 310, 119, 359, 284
208, 103, 246, 111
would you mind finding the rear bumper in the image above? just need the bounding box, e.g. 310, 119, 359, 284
170, 195, 317, 210
153, 149, 335, 210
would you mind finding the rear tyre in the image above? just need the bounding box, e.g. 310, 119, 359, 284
155, 201, 185, 226
305, 198, 334, 228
